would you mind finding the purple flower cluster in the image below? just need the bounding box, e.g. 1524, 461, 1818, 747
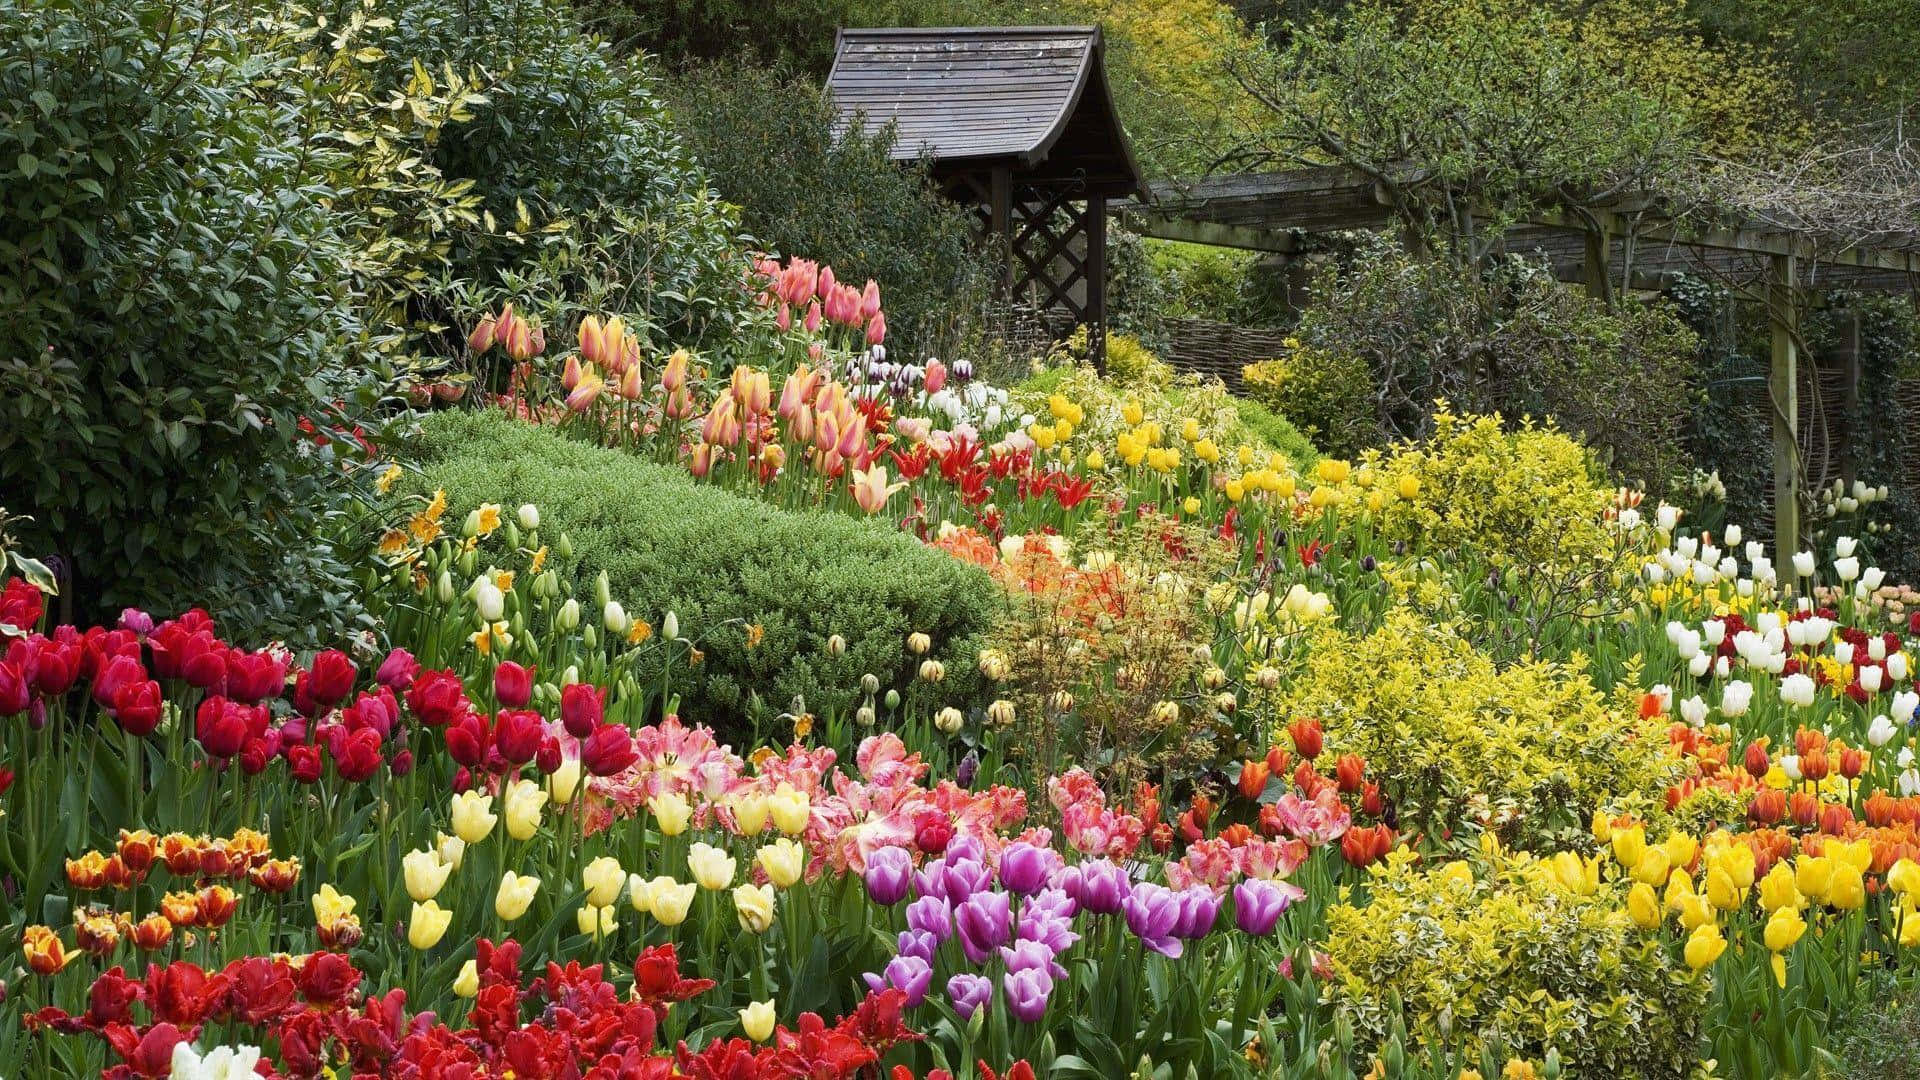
860, 837, 1297, 1026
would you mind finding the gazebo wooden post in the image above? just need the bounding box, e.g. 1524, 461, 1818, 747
1768, 253, 1800, 572
1086, 194, 1107, 370
990, 166, 1014, 295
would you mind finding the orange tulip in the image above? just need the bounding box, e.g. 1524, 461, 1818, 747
248, 857, 303, 894
850, 465, 906, 515
129, 914, 174, 951
1237, 759, 1271, 801
67, 852, 111, 890
117, 830, 159, 873
197, 885, 239, 928
23, 926, 73, 975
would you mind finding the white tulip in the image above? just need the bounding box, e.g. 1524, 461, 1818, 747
1745, 540, 1764, 563
1688, 653, 1712, 677
1793, 551, 1815, 577
1901, 769, 1920, 797
1893, 690, 1919, 720
1862, 566, 1885, 591
1715, 656, 1732, 679
1780, 672, 1817, 707
1644, 562, 1667, 584
1720, 680, 1753, 717
1725, 524, 1743, 547
517, 504, 540, 530
1675, 629, 1701, 660
1835, 641, 1855, 666
1836, 535, 1858, 558
1868, 714, 1897, 747
1657, 504, 1680, 531
1680, 695, 1709, 728
1677, 536, 1699, 560
474, 580, 505, 622
1870, 636, 1888, 661
1834, 556, 1860, 582
1890, 654, 1911, 682
1702, 620, 1726, 647
1861, 665, 1884, 693
1780, 754, 1802, 781
603, 600, 629, 634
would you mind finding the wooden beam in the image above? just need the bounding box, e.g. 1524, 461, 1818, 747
1120, 212, 1300, 253
1086, 195, 1107, 371
1768, 253, 1800, 573
990, 166, 1013, 294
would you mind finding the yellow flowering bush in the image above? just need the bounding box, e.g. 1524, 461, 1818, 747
1242, 343, 1376, 459
1326, 849, 1707, 1078
1365, 408, 1615, 571
1269, 609, 1679, 846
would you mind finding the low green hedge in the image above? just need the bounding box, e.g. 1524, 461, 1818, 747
407, 410, 995, 729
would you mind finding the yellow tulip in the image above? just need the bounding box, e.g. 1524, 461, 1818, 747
1631, 847, 1671, 886
1707, 841, 1756, 891
645, 876, 696, 926
495, 871, 540, 922
1663, 869, 1694, 913
403, 849, 454, 903
733, 792, 771, 835
1194, 438, 1220, 464
1703, 867, 1742, 912
1122, 401, 1144, 426
1224, 479, 1245, 503
1274, 473, 1296, 498
1889, 858, 1920, 897
740, 999, 777, 1042
1901, 902, 1920, 947
1674, 891, 1715, 932
756, 839, 806, 889
734, 882, 776, 933
453, 959, 480, 998
1396, 474, 1420, 500
1763, 905, 1806, 953
408, 900, 453, 950
649, 792, 693, 837
1590, 810, 1614, 843
1829, 863, 1867, 910
1757, 863, 1804, 912
1610, 824, 1646, 870
313, 883, 357, 926
576, 903, 618, 938
1795, 856, 1835, 903
1626, 882, 1662, 929
1829, 839, 1873, 874
768, 785, 811, 836
1549, 851, 1598, 896
435, 831, 467, 870
1684, 922, 1727, 971
1662, 832, 1699, 873
451, 791, 498, 844
549, 758, 583, 804
1182, 497, 1201, 515
1181, 418, 1200, 443
689, 842, 737, 890
1085, 450, 1106, 470
582, 855, 626, 907
1236, 444, 1255, 467
503, 779, 548, 841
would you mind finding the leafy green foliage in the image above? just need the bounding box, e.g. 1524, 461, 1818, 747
1293, 240, 1700, 490
665, 62, 992, 357
1242, 347, 1375, 459
407, 410, 997, 729
0, 0, 388, 640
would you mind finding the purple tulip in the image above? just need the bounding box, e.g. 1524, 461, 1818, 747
864, 954, 933, 1007
947, 973, 993, 1020
938, 857, 991, 904
1003, 966, 1054, 1023
946, 833, 985, 863
897, 929, 940, 965
375, 647, 420, 690
1018, 889, 1080, 956
1232, 878, 1299, 936
906, 895, 952, 940
118, 608, 155, 638
1061, 858, 1131, 915
954, 889, 1012, 965
956, 749, 979, 788
865, 846, 914, 906
1001, 938, 1067, 980
1172, 886, 1222, 940
1123, 881, 1183, 957
997, 842, 1052, 895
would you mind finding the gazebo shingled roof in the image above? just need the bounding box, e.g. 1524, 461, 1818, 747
828, 27, 1146, 360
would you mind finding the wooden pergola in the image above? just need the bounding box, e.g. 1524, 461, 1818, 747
1123, 168, 1920, 563
828, 26, 1147, 361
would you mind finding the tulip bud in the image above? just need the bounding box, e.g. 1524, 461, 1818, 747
861, 673, 881, 695
556, 598, 580, 631
663, 611, 680, 640
827, 634, 847, 656
884, 689, 901, 711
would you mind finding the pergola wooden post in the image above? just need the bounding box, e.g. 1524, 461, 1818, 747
828, 27, 1145, 366
1768, 254, 1800, 571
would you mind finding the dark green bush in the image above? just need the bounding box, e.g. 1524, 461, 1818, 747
408, 410, 997, 728
0, 0, 384, 639
665, 62, 990, 357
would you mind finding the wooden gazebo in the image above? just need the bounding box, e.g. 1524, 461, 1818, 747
828, 26, 1146, 360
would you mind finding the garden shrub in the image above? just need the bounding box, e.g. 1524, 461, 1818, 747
271, 0, 752, 360
1366, 408, 1615, 571
1227, 397, 1320, 469
665, 62, 991, 357
406, 410, 996, 729
1270, 609, 1679, 848
1325, 849, 1708, 1078
1293, 240, 1701, 489
1242, 344, 1376, 459
0, 0, 384, 639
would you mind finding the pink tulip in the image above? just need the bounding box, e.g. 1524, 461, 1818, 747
562, 355, 585, 391
619, 365, 645, 401
578, 315, 605, 367
778, 364, 820, 419
865, 312, 887, 346
689, 443, 716, 477
467, 314, 498, 354
565, 374, 604, 413
776, 303, 792, 332
819, 265, 836, 299
861, 280, 882, 321
836, 412, 868, 459
850, 464, 905, 514
923, 359, 947, 394
804, 301, 823, 334
661, 349, 690, 393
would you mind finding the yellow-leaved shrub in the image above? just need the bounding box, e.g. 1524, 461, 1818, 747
1241, 344, 1376, 458
1326, 849, 1707, 1078
1268, 609, 1679, 848
1364, 407, 1615, 570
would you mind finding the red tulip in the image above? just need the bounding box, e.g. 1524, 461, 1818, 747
536, 733, 562, 775
406, 669, 470, 728
102, 1021, 186, 1078
225, 651, 287, 704
445, 712, 490, 769
0, 659, 29, 716
195, 696, 252, 759
92, 654, 146, 710
493, 661, 534, 709
1742, 740, 1770, 779
580, 724, 637, 776
287, 744, 324, 784
111, 679, 163, 736
375, 648, 420, 691
560, 683, 604, 739
1288, 718, 1323, 760
493, 709, 542, 765
330, 727, 384, 782
0, 577, 44, 630
306, 650, 356, 709
1748, 787, 1785, 826
1334, 753, 1366, 794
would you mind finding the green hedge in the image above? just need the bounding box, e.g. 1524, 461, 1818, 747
408, 410, 996, 728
